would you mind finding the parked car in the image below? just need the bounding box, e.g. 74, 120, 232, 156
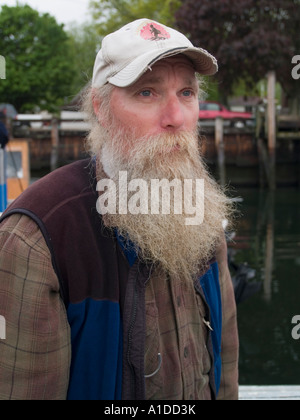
199, 101, 253, 120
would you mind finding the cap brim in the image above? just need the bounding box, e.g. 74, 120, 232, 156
108, 46, 218, 87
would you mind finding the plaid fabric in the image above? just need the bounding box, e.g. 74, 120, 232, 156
0, 215, 71, 400
0, 214, 238, 400
145, 267, 212, 400
144, 238, 239, 401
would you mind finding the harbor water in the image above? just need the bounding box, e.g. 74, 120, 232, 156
228, 185, 300, 385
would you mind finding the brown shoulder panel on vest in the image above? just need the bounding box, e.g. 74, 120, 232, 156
1, 159, 129, 307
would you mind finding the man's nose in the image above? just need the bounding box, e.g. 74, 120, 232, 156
160, 96, 185, 131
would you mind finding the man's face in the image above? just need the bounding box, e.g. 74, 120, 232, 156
108, 55, 200, 156
92, 55, 229, 280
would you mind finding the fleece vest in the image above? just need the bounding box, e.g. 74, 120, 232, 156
0, 158, 222, 399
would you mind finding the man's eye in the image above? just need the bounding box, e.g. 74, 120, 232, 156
182, 90, 193, 97
139, 90, 152, 97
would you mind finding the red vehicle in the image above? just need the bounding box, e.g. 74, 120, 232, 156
199, 101, 253, 120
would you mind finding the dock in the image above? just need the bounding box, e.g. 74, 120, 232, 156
239, 386, 300, 400
6, 107, 300, 190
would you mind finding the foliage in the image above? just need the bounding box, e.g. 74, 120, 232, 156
89, 0, 182, 36
175, 0, 300, 104
0, 5, 76, 112
67, 22, 103, 95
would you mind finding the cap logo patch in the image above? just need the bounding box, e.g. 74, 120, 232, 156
140, 22, 171, 41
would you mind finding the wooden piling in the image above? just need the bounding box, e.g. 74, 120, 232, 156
50, 118, 59, 172
215, 117, 226, 187
267, 71, 276, 190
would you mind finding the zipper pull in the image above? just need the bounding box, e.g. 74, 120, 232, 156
203, 318, 213, 331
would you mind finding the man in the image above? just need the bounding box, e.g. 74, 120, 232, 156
0, 19, 238, 400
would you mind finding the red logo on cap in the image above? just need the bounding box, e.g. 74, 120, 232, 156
140, 22, 171, 41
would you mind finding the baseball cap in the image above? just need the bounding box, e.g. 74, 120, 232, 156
92, 18, 218, 88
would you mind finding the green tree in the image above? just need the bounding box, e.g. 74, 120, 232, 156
89, 0, 182, 36
67, 22, 102, 95
176, 0, 300, 110
0, 5, 76, 112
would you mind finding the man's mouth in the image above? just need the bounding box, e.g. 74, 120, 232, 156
165, 143, 181, 154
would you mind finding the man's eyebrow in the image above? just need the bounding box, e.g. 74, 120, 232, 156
129, 75, 199, 90
185, 77, 199, 90
128, 76, 163, 90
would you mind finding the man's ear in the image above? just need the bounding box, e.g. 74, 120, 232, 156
92, 89, 108, 128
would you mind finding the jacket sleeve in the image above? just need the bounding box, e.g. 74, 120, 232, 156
0, 214, 71, 400
216, 235, 239, 400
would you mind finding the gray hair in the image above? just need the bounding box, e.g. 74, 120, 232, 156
81, 82, 114, 156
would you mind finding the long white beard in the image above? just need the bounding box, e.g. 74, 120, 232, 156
96, 128, 231, 281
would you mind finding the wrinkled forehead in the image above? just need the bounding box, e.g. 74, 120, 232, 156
129, 54, 199, 88
152, 53, 197, 69
153, 54, 197, 72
